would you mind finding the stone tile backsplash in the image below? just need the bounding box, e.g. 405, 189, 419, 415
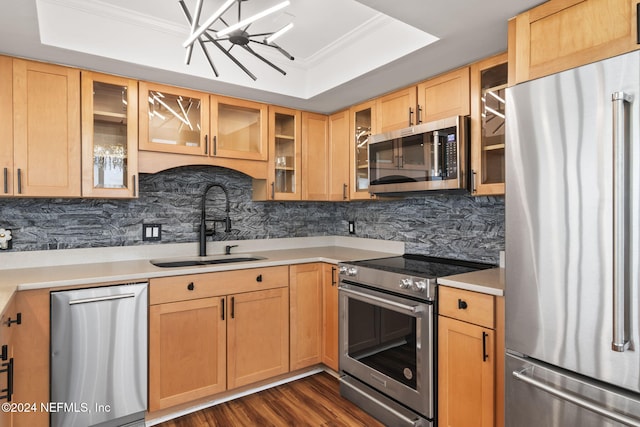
0, 166, 504, 263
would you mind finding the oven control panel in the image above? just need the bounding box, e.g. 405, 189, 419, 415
338, 263, 435, 301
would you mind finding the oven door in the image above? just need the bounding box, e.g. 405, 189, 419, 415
339, 281, 434, 419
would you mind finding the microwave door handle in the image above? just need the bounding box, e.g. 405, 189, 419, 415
433, 132, 440, 178
612, 91, 633, 353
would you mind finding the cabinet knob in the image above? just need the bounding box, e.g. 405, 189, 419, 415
187, 282, 195, 291
457, 299, 468, 310
256, 274, 263, 282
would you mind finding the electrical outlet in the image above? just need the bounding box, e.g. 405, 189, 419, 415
142, 224, 162, 242
348, 221, 356, 235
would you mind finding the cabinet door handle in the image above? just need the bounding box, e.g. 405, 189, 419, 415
417, 105, 423, 124
6, 313, 21, 327
408, 107, 414, 126
0, 358, 13, 402
204, 134, 209, 155
256, 274, 263, 282
187, 282, 195, 291
457, 299, 468, 309
342, 183, 348, 200
221, 298, 225, 320
3, 168, 7, 194
0, 345, 6, 362
331, 267, 337, 286
213, 135, 217, 156
271, 182, 275, 199
16, 169, 21, 194
482, 332, 489, 362
132, 175, 137, 197
231, 296, 235, 319
471, 170, 477, 193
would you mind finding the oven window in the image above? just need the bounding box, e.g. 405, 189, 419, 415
347, 298, 417, 389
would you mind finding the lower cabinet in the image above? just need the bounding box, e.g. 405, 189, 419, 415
438, 286, 501, 427
321, 264, 339, 371
148, 266, 290, 412
0, 297, 16, 427
289, 263, 323, 370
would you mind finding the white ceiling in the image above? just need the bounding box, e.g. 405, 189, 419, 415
0, 0, 545, 113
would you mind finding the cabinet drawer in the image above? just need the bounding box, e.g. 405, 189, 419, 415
439, 286, 494, 328
150, 266, 289, 305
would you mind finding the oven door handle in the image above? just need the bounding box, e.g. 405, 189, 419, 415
339, 287, 425, 316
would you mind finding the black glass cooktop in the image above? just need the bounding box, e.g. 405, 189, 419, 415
348, 254, 495, 278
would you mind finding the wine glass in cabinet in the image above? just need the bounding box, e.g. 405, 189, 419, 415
81, 71, 138, 198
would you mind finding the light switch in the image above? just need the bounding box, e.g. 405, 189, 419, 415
142, 224, 162, 242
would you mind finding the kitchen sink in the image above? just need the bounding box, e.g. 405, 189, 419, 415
150, 255, 266, 268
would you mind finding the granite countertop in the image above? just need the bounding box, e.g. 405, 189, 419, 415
437, 267, 505, 296
0, 237, 405, 314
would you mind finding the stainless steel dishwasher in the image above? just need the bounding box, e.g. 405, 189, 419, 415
51, 282, 148, 427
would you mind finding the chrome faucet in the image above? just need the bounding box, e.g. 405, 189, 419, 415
199, 183, 232, 257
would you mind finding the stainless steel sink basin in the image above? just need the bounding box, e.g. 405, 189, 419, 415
150, 255, 265, 268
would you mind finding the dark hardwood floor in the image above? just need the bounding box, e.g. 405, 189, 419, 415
156, 372, 384, 427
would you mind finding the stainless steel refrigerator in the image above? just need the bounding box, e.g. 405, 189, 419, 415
505, 50, 640, 426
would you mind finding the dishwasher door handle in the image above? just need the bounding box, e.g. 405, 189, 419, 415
69, 293, 136, 305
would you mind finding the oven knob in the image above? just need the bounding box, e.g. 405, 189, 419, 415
347, 267, 358, 276
412, 280, 427, 292
399, 278, 412, 289
339, 266, 348, 275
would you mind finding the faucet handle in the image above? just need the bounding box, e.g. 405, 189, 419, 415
225, 244, 238, 255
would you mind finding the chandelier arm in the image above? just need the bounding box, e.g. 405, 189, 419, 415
252, 40, 294, 60
203, 32, 257, 80
247, 32, 274, 37
199, 39, 220, 77
182, 0, 204, 63
242, 44, 286, 75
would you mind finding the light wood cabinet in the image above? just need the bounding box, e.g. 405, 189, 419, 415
327, 110, 350, 201
349, 100, 377, 200
149, 297, 226, 411
438, 286, 502, 427
470, 53, 507, 196
12, 59, 81, 197
321, 264, 339, 371
301, 112, 329, 200
417, 67, 470, 122
266, 106, 301, 200
376, 86, 418, 132
81, 71, 138, 198
509, 0, 640, 85
139, 81, 210, 156
290, 263, 323, 370
0, 296, 16, 427
211, 95, 268, 161
227, 287, 289, 388
148, 266, 290, 411
0, 56, 12, 197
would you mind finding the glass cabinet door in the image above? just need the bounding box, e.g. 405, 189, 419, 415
81, 72, 138, 198
268, 106, 301, 200
349, 101, 377, 200
212, 96, 268, 161
470, 53, 507, 196
138, 82, 209, 156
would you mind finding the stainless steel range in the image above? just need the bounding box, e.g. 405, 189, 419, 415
338, 255, 493, 427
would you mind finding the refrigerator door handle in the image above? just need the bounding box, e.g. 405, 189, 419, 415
513, 367, 640, 427
612, 91, 633, 353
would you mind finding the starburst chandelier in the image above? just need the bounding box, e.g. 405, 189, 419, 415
179, 0, 295, 81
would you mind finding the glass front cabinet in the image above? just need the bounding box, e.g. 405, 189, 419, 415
470, 53, 507, 196
349, 101, 377, 200
211, 96, 268, 161
81, 72, 138, 198
268, 106, 301, 200
138, 82, 210, 156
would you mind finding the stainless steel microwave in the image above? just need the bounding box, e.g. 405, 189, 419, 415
368, 116, 468, 194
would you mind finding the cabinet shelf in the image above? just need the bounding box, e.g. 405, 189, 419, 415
275, 134, 295, 140
275, 167, 295, 171
483, 143, 505, 151
94, 110, 128, 123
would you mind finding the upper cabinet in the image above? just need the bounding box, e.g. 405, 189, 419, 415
139, 82, 210, 156
11, 59, 81, 198
0, 56, 12, 197
211, 96, 268, 161
301, 112, 329, 200
327, 110, 350, 201
417, 67, 470, 122
509, 0, 640, 85
268, 106, 301, 200
349, 101, 377, 200
470, 53, 507, 196
376, 86, 418, 132
81, 72, 138, 198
